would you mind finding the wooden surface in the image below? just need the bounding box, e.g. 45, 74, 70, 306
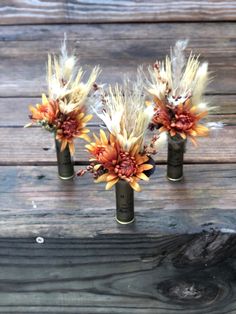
0, 1, 236, 313
0, 124, 235, 165
1, 95, 236, 127
1, 0, 236, 24
0, 23, 236, 97
0, 23, 236, 96
0, 164, 236, 237
0, 234, 235, 313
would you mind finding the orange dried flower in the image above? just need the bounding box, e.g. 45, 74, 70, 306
28, 94, 92, 155
56, 110, 92, 155
29, 94, 59, 127
86, 130, 153, 192
152, 97, 209, 145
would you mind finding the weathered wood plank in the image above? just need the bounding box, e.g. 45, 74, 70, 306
0, 164, 235, 238
1, 95, 235, 127
0, 123, 235, 165
0, 0, 236, 25
0, 233, 233, 313
0, 23, 235, 96
0, 97, 99, 127
1, 23, 236, 41
0, 233, 234, 313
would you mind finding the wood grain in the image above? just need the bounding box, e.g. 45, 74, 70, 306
0, 97, 100, 127
1, 95, 235, 127
0, 23, 235, 96
0, 233, 234, 313
0, 233, 233, 313
0, 0, 236, 25
0, 122, 235, 165
0, 164, 235, 238
0, 3, 235, 312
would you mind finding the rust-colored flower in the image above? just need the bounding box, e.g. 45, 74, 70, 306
29, 94, 59, 126
56, 109, 92, 155
150, 96, 169, 127
152, 97, 209, 145
27, 94, 92, 155
86, 130, 119, 168
86, 130, 153, 192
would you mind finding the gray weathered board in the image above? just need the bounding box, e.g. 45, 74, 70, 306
0, 164, 236, 237
0, 234, 235, 313
0, 23, 235, 96
1, 0, 236, 24
0, 1, 236, 313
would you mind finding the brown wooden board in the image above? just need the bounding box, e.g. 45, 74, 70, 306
0, 0, 236, 25
0, 233, 234, 313
0, 23, 235, 96
0, 97, 99, 127
0, 164, 236, 238
0, 122, 235, 165
1, 95, 235, 127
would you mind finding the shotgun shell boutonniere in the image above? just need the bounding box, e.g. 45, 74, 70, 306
26, 37, 100, 179
83, 78, 156, 223
143, 40, 213, 181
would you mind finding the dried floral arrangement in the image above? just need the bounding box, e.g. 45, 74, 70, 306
82, 77, 156, 192
143, 40, 211, 146
26, 38, 100, 156
140, 40, 222, 181
22, 36, 222, 222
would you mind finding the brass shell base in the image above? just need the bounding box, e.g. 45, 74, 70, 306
58, 173, 75, 180
167, 175, 183, 182
115, 216, 135, 225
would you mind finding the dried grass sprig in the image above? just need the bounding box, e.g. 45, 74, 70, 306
26, 36, 100, 155
47, 37, 100, 114
142, 40, 217, 146
93, 76, 154, 152
82, 75, 156, 192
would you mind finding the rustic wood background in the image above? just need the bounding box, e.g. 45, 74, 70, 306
0, 1, 236, 313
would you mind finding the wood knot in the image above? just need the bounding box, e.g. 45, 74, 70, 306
157, 278, 220, 305
173, 231, 236, 267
